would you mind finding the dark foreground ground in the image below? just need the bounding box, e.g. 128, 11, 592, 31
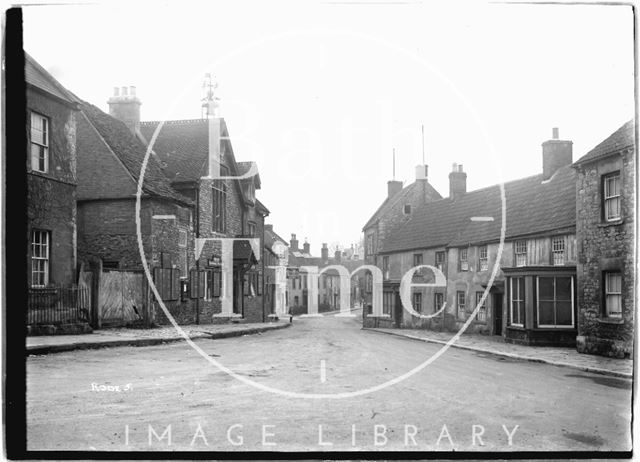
27, 315, 632, 452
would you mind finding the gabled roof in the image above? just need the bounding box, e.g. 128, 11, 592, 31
574, 119, 635, 166
25, 52, 79, 106
139, 118, 260, 205
362, 180, 442, 231
255, 198, 270, 215
381, 165, 577, 253
237, 161, 261, 188
78, 101, 192, 206
264, 225, 288, 249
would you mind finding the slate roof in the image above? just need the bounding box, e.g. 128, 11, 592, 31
79, 102, 192, 205
264, 226, 288, 249
25, 52, 78, 106
574, 119, 635, 166
362, 180, 442, 230
381, 165, 577, 253
237, 161, 261, 188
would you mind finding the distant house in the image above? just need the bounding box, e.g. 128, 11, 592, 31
264, 224, 289, 316
363, 129, 580, 348
139, 115, 269, 323
26, 53, 79, 289
573, 120, 635, 358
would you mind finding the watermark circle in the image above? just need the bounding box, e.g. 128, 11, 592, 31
135, 27, 507, 399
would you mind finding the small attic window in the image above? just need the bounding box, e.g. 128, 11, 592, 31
403, 204, 412, 215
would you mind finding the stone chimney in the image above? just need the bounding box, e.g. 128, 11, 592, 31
265, 224, 273, 232
387, 180, 402, 198
334, 250, 341, 263
321, 243, 329, 262
108, 86, 141, 134
542, 127, 573, 180
415, 164, 428, 181
449, 163, 467, 199
303, 240, 310, 255
290, 233, 299, 251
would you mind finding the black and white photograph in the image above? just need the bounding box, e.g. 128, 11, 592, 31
4, 0, 636, 456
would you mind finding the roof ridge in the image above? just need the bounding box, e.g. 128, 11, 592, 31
140, 118, 210, 126
25, 51, 80, 104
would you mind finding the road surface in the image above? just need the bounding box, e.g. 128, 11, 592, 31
27, 313, 632, 452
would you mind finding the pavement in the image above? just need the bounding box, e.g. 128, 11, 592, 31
26, 321, 291, 355
366, 326, 633, 379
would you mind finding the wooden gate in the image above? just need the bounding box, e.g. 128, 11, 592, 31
98, 270, 148, 326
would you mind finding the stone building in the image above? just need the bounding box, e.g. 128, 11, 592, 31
75, 94, 196, 324
139, 115, 269, 323
363, 129, 581, 347
573, 120, 635, 358
26, 53, 79, 288
264, 224, 289, 317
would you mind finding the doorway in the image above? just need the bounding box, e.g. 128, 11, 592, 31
493, 293, 503, 336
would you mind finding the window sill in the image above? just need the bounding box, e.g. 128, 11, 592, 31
507, 325, 525, 331
597, 317, 624, 325
598, 219, 624, 228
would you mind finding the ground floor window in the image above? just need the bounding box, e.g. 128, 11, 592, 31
536, 276, 573, 327
509, 277, 525, 326
475, 292, 487, 322
604, 272, 622, 319
412, 292, 422, 313
456, 291, 466, 319
383, 291, 395, 315
31, 229, 50, 287
434, 292, 444, 312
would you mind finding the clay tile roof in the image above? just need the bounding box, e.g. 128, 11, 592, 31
79, 102, 192, 206
574, 119, 635, 166
381, 165, 577, 253
139, 119, 211, 182
25, 52, 79, 106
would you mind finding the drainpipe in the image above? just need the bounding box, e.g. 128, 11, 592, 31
195, 181, 200, 325
262, 217, 266, 322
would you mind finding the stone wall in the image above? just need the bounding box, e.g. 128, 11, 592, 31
575, 151, 634, 358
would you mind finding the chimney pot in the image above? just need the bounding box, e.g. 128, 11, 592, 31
114, 87, 119, 96
458, 164, 464, 173
552, 127, 559, 139
449, 162, 467, 199
387, 180, 403, 198
130, 86, 136, 96
542, 128, 572, 180
415, 165, 428, 180
452, 162, 457, 172
108, 85, 142, 135
121, 86, 128, 96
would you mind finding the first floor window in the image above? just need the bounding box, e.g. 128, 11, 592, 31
435, 251, 445, 271
247, 221, 256, 237
515, 241, 527, 267
476, 292, 487, 322
510, 277, 525, 326
212, 166, 228, 233
30, 112, 49, 172
457, 291, 466, 319
382, 256, 389, 278
603, 172, 621, 221
604, 272, 622, 318
459, 248, 469, 271
552, 236, 566, 266
412, 292, 422, 313
31, 229, 50, 287
537, 276, 574, 327
478, 246, 488, 271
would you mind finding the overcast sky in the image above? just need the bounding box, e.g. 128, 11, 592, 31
23, 0, 634, 254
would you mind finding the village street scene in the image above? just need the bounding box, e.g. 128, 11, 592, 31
14, 0, 634, 455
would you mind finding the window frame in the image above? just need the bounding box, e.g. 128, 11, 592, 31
515, 240, 527, 267
603, 171, 622, 222
30, 112, 50, 173
456, 291, 466, 319
459, 248, 469, 272
551, 236, 565, 266
509, 276, 525, 327
412, 291, 422, 313
435, 251, 445, 271
31, 229, 50, 287
212, 165, 228, 233
475, 291, 487, 322
403, 204, 411, 215
536, 276, 574, 328
434, 292, 444, 313
604, 271, 623, 319
478, 245, 488, 271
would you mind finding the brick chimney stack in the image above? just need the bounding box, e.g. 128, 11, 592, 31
303, 240, 310, 255
542, 127, 573, 180
387, 180, 402, 198
108, 86, 141, 134
449, 163, 467, 199
321, 243, 329, 262
290, 233, 299, 251
334, 250, 341, 262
